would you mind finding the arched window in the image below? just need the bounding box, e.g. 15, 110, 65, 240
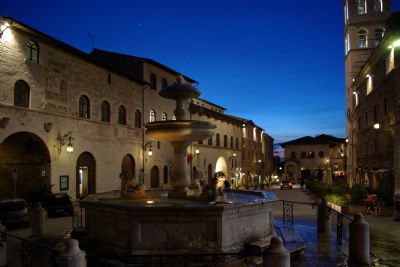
319, 151, 324, 158
150, 73, 157, 90
161, 112, 167, 121
135, 110, 141, 128
79, 95, 90, 119
358, 29, 367, 48
357, 0, 367, 15
101, 101, 110, 122
290, 152, 296, 159
236, 137, 239, 149
14, 80, 30, 108
161, 78, 168, 89
163, 165, 168, 184
374, 28, 384, 46
216, 134, 220, 146
373, 0, 383, 12
118, 105, 126, 125
149, 110, 156, 122
230, 136, 234, 148
223, 135, 228, 147
308, 151, 315, 158
345, 34, 350, 55
198, 140, 203, 145
26, 40, 39, 63
208, 137, 213, 146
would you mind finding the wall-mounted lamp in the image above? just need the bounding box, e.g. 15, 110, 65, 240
195, 148, 200, 155
0, 21, 10, 39
373, 122, 380, 129
57, 133, 74, 153
144, 141, 152, 156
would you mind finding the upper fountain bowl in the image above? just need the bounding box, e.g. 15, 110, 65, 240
145, 120, 216, 142
159, 80, 200, 100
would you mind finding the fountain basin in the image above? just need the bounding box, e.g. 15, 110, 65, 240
80, 190, 277, 255
145, 120, 216, 142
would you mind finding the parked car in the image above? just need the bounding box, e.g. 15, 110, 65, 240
44, 193, 73, 217
280, 180, 293, 190
0, 198, 30, 228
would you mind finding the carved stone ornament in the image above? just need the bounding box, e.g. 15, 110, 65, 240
0, 117, 10, 129
44, 122, 53, 132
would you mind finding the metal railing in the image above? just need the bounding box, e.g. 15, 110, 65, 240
72, 202, 85, 231
278, 199, 353, 253
0, 229, 59, 267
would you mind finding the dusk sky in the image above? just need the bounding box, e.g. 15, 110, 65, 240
2, 0, 400, 151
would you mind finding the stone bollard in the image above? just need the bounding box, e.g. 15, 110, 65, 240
0, 222, 7, 267
263, 237, 290, 267
31, 202, 47, 236
317, 199, 331, 233
57, 239, 86, 267
349, 213, 370, 267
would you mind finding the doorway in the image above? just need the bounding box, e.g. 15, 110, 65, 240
151, 166, 160, 188
76, 152, 96, 198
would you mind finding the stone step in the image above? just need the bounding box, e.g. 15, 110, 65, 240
275, 226, 306, 255
244, 235, 273, 253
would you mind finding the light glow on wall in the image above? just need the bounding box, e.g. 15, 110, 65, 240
392, 39, 400, 48
215, 156, 228, 176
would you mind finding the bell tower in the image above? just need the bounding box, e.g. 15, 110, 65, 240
344, 0, 392, 185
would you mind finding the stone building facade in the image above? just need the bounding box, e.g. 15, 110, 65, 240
344, 0, 392, 184
347, 11, 400, 197
281, 135, 346, 183
0, 17, 273, 199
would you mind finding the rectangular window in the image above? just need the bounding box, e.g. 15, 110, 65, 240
358, 116, 362, 129
373, 105, 377, 122
365, 112, 368, 127
386, 49, 395, 74
108, 74, 111, 84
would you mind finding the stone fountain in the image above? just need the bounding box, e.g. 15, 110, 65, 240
145, 76, 216, 199
79, 77, 277, 261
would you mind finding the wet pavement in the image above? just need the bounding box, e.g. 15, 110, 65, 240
272, 186, 400, 266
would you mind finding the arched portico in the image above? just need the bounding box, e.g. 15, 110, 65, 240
0, 131, 51, 199
215, 157, 228, 177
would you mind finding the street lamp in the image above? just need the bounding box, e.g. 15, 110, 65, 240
144, 141, 153, 156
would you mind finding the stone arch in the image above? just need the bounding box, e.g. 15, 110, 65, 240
151, 166, 160, 188
0, 131, 51, 199
283, 160, 300, 183
76, 152, 96, 198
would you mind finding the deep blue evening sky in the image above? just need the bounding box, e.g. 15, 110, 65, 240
2, 1, 399, 151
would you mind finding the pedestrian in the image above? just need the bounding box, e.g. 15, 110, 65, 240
300, 178, 305, 191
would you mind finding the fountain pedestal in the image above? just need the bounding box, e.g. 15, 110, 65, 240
168, 141, 192, 198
